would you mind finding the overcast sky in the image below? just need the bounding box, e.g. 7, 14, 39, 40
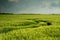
0, 0, 60, 14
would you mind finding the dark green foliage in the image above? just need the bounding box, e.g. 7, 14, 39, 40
11, 22, 36, 26
0, 13, 13, 15
0, 28, 19, 33
32, 26, 39, 28
47, 22, 52, 26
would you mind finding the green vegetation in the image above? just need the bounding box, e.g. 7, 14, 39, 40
0, 14, 60, 40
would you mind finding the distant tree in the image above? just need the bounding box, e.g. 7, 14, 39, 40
0, 13, 13, 15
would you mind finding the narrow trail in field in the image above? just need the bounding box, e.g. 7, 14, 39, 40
0, 19, 52, 34
27, 18, 52, 26
0, 28, 20, 34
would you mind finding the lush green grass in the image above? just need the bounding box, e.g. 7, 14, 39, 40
0, 14, 60, 40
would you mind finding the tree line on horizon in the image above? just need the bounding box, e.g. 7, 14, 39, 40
0, 13, 13, 15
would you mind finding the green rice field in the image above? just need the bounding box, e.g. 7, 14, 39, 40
0, 14, 60, 40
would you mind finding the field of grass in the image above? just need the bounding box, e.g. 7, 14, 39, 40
0, 14, 60, 40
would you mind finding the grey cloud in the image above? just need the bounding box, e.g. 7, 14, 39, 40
51, 1, 60, 7
0, 0, 60, 13
8, 0, 19, 3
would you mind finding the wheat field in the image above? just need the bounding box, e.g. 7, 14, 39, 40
0, 14, 60, 40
